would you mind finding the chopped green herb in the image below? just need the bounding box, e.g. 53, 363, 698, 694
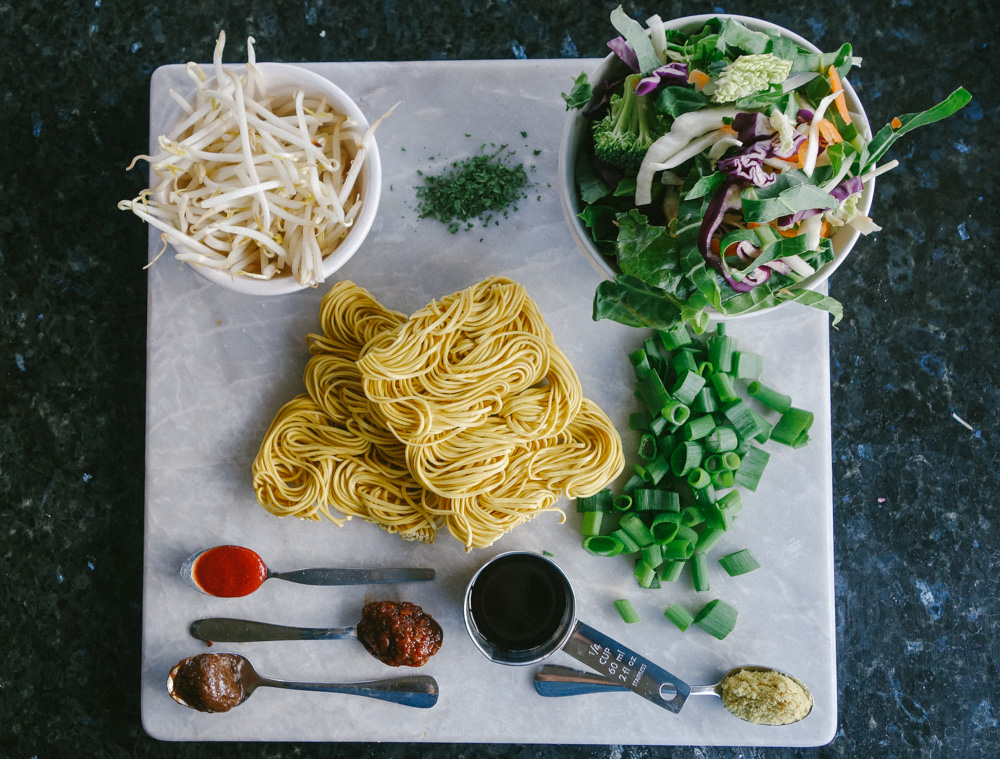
415, 144, 530, 233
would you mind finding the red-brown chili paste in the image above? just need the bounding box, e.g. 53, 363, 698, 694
356, 600, 442, 667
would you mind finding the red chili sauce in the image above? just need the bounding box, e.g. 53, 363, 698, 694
356, 600, 443, 667
192, 545, 268, 597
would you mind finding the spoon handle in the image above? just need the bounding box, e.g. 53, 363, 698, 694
270, 567, 435, 585
190, 617, 356, 642
257, 674, 439, 708
534, 665, 720, 698
534, 664, 627, 695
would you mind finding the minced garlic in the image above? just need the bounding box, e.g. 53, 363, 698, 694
719, 668, 813, 725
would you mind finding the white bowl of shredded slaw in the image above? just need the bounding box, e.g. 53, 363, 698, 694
558, 13, 875, 321
122, 49, 383, 296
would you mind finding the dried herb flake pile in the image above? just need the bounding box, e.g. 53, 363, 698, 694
415, 145, 529, 233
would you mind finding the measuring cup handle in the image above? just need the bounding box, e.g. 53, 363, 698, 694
560, 620, 690, 713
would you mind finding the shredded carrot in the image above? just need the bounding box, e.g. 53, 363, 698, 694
817, 118, 843, 145
710, 238, 721, 255
770, 221, 799, 238
820, 219, 833, 238
891, 116, 903, 129
796, 139, 809, 168
827, 65, 852, 125
688, 69, 711, 91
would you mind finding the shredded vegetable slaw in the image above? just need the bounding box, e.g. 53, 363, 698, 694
563, 8, 971, 332
118, 32, 389, 287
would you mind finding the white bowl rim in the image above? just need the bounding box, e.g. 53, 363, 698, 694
153, 61, 382, 296
557, 13, 874, 319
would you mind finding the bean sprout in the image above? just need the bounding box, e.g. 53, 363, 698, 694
118, 32, 388, 287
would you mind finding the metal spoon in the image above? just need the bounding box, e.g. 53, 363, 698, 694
167, 652, 439, 710
533, 664, 813, 724
190, 617, 359, 642
180, 545, 435, 596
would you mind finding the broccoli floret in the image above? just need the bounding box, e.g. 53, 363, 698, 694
591, 74, 667, 172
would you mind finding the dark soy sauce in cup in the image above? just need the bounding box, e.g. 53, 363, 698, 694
468, 553, 570, 653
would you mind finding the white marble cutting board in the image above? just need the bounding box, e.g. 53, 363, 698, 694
139, 59, 837, 746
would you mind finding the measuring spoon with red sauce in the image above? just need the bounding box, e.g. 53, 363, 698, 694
180, 545, 435, 598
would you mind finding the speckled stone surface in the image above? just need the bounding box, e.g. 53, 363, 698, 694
3, 1, 996, 757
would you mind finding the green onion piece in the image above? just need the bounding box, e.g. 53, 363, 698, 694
701, 501, 731, 531
576, 489, 613, 512
613, 494, 634, 512
632, 462, 651, 482
751, 409, 773, 444
618, 512, 654, 547
692, 482, 717, 506
696, 525, 726, 554
691, 386, 719, 414
638, 432, 658, 461
635, 488, 679, 512
643, 454, 672, 485
704, 454, 723, 472
721, 451, 742, 470
710, 469, 735, 489
672, 370, 707, 405
658, 324, 692, 350
647, 573, 661, 589
629, 411, 654, 431
734, 446, 770, 491
582, 534, 624, 557
622, 473, 645, 493
704, 425, 738, 453
680, 505, 705, 527
674, 524, 699, 545
693, 599, 738, 640
661, 538, 694, 561
634, 559, 658, 589
682, 414, 716, 441
629, 348, 651, 379
690, 552, 711, 592
723, 398, 765, 441
790, 432, 811, 449
771, 407, 815, 447
637, 371, 671, 415
671, 349, 698, 375
717, 488, 743, 515
664, 603, 694, 631
651, 512, 681, 544
610, 527, 641, 554
643, 335, 667, 362
670, 440, 704, 476
696, 360, 714, 377
718, 548, 761, 577
580, 510, 604, 536
746, 381, 792, 413
710, 372, 738, 403
640, 543, 663, 569
649, 414, 669, 436
707, 334, 737, 373
614, 598, 641, 624
656, 432, 678, 459
661, 559, 686, 582
687, 467, 711, 490
662, 399, 691, 426
733, 351, 764, 380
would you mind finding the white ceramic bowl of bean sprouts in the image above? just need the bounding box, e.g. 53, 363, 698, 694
120, 38, 384, 295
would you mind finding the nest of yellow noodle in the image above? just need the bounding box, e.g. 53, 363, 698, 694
252, 276, 624, 550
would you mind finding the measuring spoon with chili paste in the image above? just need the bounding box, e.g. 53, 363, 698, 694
180, 545, 435, 598
190, 601, 444, 668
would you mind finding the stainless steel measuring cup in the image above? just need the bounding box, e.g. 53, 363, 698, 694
463, 551, 690, 713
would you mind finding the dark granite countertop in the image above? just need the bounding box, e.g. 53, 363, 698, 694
3, 0, 997, 756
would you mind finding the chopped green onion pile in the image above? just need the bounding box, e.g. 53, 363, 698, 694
579, 322, 811, 639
